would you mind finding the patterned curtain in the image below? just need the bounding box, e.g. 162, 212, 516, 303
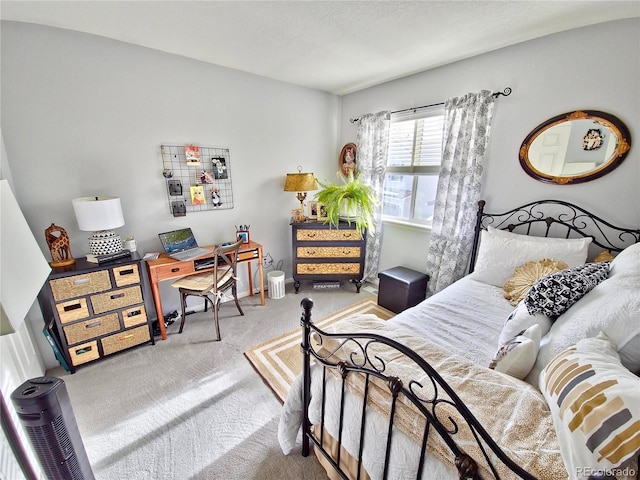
356, 111, 390, 281
426, 90, 495, 294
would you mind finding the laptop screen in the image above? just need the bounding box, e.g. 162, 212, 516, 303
158, 228, 198, 254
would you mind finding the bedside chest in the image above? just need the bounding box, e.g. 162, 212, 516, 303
38, 254, 154, 373
291, 220, 366, 293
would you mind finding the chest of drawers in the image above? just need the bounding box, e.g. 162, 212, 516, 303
38, 254, 154, 373
291, 221, 366, 293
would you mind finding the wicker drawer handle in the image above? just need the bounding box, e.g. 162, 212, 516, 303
63, 303, 82, 312
110, 292, 125, 300
304, 233, 317, 238
72, 278, 90, 286
118, 334, 134, 341
118, 268, 134, 276
342, 233, 355, 238
85, 321, 102, 329
305, 249, 316, 255
75, 345, 93, 355
127, 309, 142, 317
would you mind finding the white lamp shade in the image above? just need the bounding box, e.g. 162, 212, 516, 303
72, 196, 125, 231
0, 180, 51, 335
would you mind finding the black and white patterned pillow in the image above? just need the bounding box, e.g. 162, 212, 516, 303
524, 262, 610, 317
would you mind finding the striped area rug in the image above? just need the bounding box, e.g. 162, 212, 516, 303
245, 298, 395, 403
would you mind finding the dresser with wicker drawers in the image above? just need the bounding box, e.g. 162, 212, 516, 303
291, 220, 366, 293
38, 254, 154, 373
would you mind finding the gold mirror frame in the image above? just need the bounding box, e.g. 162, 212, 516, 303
519, 110, 631, 185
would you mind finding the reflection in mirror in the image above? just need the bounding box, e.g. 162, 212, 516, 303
519, 110, 631, 184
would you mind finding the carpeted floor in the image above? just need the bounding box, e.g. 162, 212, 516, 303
45, 283, 376, 479
245, 298, 394, 403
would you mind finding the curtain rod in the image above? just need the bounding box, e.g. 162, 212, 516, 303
349, 86, 512, 123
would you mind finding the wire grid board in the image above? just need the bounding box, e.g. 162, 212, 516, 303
161, 145, 234, 216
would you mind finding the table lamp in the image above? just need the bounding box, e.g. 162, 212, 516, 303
284, 166, 317, 221
72, 196, 125, 255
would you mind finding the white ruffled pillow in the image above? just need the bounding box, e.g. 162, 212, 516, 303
609, 241, 640, 280
472, 227, 592, 287
526, 272, 640, 386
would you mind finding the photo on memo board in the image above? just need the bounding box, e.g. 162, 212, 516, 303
190, 185, 206, 205
185, 145, 201, 165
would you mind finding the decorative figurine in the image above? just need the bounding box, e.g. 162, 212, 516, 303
45, 223, 76, 267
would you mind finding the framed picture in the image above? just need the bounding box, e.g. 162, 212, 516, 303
308, 201, 318, 219
236, 230, 250, 244
339, 143, 357, 177
317, 202, 327, 221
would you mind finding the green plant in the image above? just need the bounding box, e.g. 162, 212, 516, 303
314, 171, 377, 238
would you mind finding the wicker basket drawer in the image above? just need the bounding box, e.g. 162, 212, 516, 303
122, 305, 147, 328
68, 340, 100, 366
296, 263, 361, 275
112, 264, 140, 287
296, 246, 361, 258
91, 286, 143, 314
56, 298, 90, 324
50, 270, 112, 301
296, 229, 362, 242
101, 325, 150, 356
63, 313, 120, 345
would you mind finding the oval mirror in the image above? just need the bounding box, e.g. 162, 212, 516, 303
519, 110, 631, 185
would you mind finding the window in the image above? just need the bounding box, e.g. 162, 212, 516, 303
382, 106, 444, 226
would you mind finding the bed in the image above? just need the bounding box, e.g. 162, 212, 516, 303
279, 199, 640, 480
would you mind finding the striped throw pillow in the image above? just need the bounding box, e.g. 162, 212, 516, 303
540, 333, 640, 479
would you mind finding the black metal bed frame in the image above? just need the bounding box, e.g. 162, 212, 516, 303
299, 199, 640, 480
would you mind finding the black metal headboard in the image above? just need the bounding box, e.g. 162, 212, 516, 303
469, 199, 640, 273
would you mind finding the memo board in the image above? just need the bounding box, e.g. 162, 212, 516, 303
161, 144, 234, 216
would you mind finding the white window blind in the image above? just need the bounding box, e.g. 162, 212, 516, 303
383, 106, 444, 224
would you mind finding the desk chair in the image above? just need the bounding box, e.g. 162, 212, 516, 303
171, 239, 244, 340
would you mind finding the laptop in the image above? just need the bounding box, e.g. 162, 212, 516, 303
158, 228, 213, 261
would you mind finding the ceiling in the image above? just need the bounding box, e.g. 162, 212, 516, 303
1, 1, 638, 95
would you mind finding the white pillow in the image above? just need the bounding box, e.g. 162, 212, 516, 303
489, 324, 541, 379
526, 273, 640, 386
499, 301, 552, 346
539, 333, 640, 480
609, 242, 640, 279
471, 227, 592, 287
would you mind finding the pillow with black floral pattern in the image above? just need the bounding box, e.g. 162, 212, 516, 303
524, 262, 610, 317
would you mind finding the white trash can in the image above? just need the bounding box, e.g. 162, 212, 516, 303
267, 270, 285, 299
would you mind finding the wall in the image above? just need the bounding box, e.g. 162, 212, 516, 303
340, 18, 640, 273
1, 21, 340, 368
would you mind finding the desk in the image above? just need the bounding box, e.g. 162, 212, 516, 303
146, 240, 264, 340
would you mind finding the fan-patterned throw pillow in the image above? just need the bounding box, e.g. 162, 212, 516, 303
524, 262, 610, 317
539, 333, 640, 479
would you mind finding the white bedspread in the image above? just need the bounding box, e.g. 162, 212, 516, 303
390, 276, 513, 366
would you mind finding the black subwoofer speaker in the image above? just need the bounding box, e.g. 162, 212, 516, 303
10, 376, 94, 480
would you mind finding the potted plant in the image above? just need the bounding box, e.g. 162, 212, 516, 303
314, 171, 377, 238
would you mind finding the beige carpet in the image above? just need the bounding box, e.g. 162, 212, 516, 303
245, 298, 395, 403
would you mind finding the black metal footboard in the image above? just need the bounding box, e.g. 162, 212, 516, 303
299, 297, 537, 480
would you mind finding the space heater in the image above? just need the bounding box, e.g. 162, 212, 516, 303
10, 376, 94, 480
